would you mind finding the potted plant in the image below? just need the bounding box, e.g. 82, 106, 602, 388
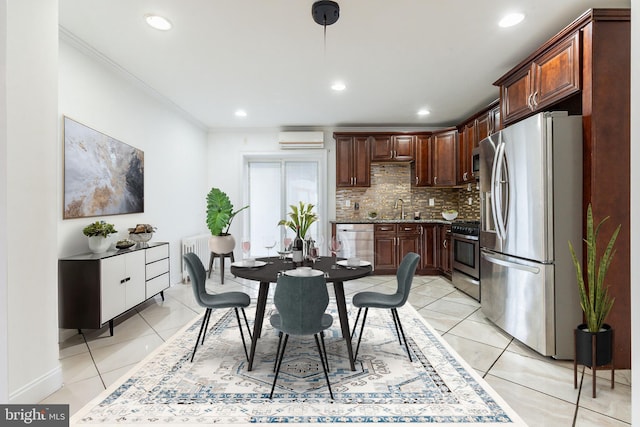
277, 202, 318, 240
83, 220, 117, 253
568, 203, 620, 396
206, 187, 249, 254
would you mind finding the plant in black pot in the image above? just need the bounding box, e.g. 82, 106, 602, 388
568, 203, 620, 397
206, 187, 249, 255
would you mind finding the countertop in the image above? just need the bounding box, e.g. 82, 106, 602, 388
330, 219, 454, 224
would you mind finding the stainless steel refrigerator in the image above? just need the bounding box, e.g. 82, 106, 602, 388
478, 111, 582, 359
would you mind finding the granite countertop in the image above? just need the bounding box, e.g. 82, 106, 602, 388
330, 218, 455, 224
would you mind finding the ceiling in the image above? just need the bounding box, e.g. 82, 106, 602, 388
58, 0, 631, 130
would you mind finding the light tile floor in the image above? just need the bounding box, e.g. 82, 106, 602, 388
41, 271, 631, 426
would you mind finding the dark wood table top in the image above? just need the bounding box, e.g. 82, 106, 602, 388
230, 256, 372, 283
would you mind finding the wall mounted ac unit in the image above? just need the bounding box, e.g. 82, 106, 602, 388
278, 131, 324, 149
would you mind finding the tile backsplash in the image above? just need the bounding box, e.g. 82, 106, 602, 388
335, 163, 480, 221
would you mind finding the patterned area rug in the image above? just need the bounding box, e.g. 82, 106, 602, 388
72, 302, 526, 426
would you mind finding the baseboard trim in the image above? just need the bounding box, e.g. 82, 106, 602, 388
9, 364, 62, 404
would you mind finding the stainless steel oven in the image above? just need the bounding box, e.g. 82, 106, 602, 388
451, 221, 480, 301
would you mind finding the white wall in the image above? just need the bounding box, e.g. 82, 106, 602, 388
0, 0, 8, 403
4, 0, 61, 402
58, 40, 209, 285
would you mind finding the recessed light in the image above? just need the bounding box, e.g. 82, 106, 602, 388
145, 14, 172, 31
417, 109, 431, 116
499, 13, 525, 28
331, 82, 346, 91
235, 109, 247, 117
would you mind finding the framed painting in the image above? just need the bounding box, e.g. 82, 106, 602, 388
63, 116, 144, 219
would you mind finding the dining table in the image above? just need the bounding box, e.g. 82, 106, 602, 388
230, 256, 372, 371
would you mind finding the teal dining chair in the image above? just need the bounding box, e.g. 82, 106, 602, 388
351, 252, 420, 362
183, 252, 252, 362
269, 274, 334, 399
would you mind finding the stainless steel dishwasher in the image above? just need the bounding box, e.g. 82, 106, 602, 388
335, 223, 375, 268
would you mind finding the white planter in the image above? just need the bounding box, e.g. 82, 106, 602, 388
208, 234, 236, 254
88, 235, 111, 254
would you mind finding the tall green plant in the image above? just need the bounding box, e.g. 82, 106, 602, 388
568, 204, 620, 333
278, 202, 317, 238
206, 187, 249, 236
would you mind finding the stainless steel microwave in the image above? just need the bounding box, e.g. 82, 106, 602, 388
472, 147, 480, 178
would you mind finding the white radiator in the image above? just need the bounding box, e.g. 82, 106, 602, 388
181, 234, 211, 282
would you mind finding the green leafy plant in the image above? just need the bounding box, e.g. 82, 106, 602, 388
568, 204, 621, 333
83, 220, 117, 238
278, 202, 318, 239
206, 187, 249, 236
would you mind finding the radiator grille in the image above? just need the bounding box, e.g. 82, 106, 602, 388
181, 234, 210, 282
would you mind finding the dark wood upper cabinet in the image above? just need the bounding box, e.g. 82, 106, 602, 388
335, 135, 371, 187
498, 31, 581, 125
371, 134, 415, 161
413, 135, 432, 187
431, 129, 457, 187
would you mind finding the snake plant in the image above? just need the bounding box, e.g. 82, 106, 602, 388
568, 204, 620, 333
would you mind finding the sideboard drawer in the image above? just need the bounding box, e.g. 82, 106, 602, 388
146, 273, 169, 298
146, 244, 169, 263
146, 258, 169, 279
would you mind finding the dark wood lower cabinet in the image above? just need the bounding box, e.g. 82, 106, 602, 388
373, 223, 445, 276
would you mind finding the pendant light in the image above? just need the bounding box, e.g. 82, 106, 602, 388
312, 1, 340, 49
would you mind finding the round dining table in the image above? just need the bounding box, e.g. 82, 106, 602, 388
231, 256, 372, 371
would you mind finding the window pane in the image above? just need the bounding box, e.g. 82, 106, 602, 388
285, 161, 319, 246
248, 162, 281, 257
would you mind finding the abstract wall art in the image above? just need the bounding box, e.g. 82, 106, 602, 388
63, 116, 144, 219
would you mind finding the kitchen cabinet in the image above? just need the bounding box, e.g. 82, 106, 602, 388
431, 129, 457, 187
374, 223, 423, 274
419, 224, 438, 274
412, 136, 432, 187
438, 225, 452, 278
335, 135, 371, 187
58, 242, 170, 335
498, 32, 580, 126
371, 135, 415, 162
457, 100, 499, 185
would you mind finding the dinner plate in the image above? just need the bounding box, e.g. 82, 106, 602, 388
231, 260, 267, 268
337, 260, 371, 267
284, 269, 324, 277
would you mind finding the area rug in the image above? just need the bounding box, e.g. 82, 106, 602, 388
71, 302, 526, 426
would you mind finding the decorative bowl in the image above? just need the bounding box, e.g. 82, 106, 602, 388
442, 211, 458, 221
129, 232, 153, 243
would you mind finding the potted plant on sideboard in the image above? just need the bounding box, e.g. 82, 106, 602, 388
206, 187, 249, 255
568, 203, 621, 398
83, 220, 117, 254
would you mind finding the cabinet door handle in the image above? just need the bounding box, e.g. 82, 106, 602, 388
415, 176, 419, 185
443, 240, 447, 248
434, 176, 438, 185
532, 91, 539, 107
463, 172, 468, 180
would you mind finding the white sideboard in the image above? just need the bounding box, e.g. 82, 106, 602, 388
58, 242, 170, 335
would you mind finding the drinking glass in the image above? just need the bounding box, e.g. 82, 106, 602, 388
280, 236, 293, 262
330, 237, 342, 269
242, 238, 251, 259
264, 240, 277, 263
309, 245, 319, 267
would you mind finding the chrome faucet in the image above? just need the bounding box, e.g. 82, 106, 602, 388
394, 198, 405, 219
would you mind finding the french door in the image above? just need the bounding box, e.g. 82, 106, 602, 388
243, 152, 326, 257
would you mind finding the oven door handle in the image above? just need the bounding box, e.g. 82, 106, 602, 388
452, 234, 479, 242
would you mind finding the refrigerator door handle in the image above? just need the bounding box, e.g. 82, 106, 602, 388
493, 141, 508, 240
482, 251, 540, 274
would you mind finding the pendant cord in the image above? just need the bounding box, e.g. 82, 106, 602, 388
323, 16, 327, 56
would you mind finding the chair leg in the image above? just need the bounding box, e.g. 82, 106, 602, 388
390, 309, 403, 346
351, 307, 363, 339
201, 309, 212, 344
191, 308, 211, 362
270, 334, 289, 399
241, 307, 253, 340
208, 252, 215, 279
353, 307, 369, 362
273, 331, 283, 372
320, 331, 330, 372
392, 308, 412, 362
234, 308, 250, 362
315, 333, 334, 400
